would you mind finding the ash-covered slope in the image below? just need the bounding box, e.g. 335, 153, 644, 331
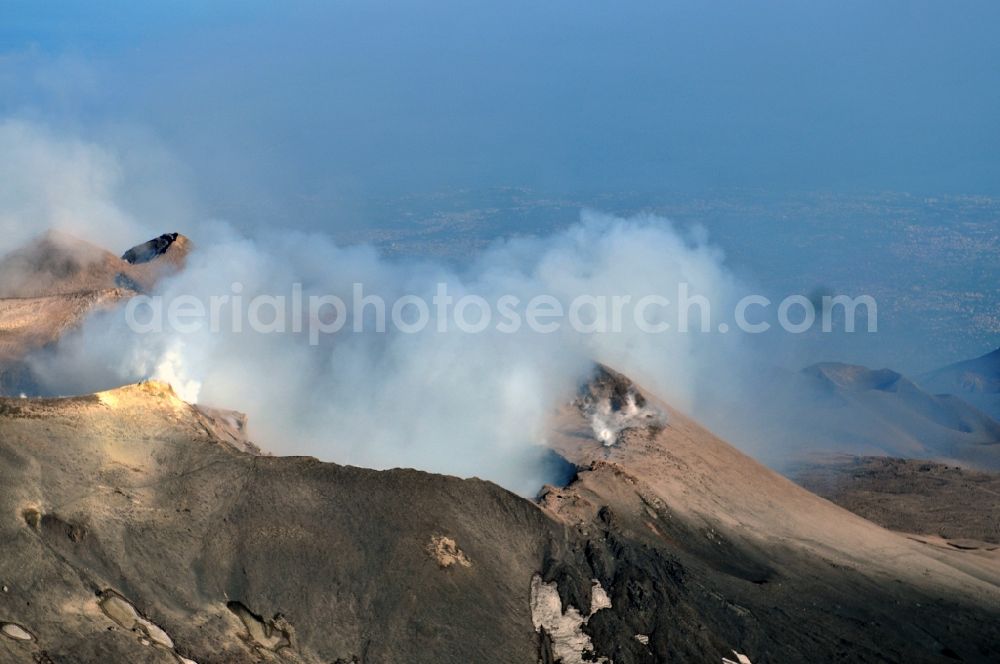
2, 372, 999, 663
0, 231, 189, 395
0, 382, 568, 663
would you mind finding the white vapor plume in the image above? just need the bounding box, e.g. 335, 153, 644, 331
8, 120, 749, 494
0, 120, 147, 253
28, 218, 747, 494
0, 119, 197, 256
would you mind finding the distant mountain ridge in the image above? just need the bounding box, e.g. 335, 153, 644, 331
919, 347, 1000, 420
802, 362, 908, 392
796, 360, 1000, 468
713, 357, 1000, 472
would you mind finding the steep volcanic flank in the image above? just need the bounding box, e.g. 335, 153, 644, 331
0, 231, 189, 395
1, 370, 998, 663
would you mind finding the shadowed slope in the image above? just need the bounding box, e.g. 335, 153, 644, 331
1, 373, 998, 662
0, 383, 569, 663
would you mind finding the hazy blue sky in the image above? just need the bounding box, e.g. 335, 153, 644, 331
2, 1, 999, 226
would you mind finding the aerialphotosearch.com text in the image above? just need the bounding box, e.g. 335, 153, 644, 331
125, 282, 878, 343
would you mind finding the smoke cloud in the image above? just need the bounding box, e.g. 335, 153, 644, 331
0, 119, 197, 256
29, 214, 749, 494
4, 120, 759, 494
15, 117, 983, 490
0, 119, 145, 252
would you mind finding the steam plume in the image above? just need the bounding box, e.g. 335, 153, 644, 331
6, 119, 751, 494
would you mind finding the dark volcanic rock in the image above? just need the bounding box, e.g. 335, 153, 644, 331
121, 233, 179, 265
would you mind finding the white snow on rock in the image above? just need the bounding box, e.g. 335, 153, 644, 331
530, 574, 612, 664
589, 579, 612, 614
723, 651, 753, 664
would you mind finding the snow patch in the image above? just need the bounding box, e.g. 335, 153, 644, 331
589, 579, 612, 614
530, 574, 612, 664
